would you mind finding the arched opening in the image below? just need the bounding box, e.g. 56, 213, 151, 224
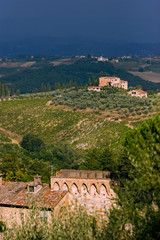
54, 182, 60, 191
62, 183, 69, 191
71, 183, 79, 196
81, 184, 88, 196
100, 184, 108, 197
90, 184, 98, 197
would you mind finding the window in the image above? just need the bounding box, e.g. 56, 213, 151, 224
40, 211, 48, 221
29, 186, 34, 192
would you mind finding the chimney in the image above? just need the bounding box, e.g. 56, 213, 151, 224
0, 174, 3, 187
34, 175, 42, 186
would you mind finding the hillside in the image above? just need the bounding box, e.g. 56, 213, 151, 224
1, 59, 160, 93
0, 97, 129, 155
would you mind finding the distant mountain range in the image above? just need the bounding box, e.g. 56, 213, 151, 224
0, 37, 160, 57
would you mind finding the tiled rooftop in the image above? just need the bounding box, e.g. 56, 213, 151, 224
135, 90, 147, 94
0, 181, 67, 209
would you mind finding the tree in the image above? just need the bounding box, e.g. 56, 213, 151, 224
34, 88, 38, 93
81, 146, 116, 171
5, 85, 9, 97
21, 134, 45, 152
1, 81, 5, 97
147, 90, 154, 95
88, 78, 92, 86
41, 83, 46, 92
81, 148, 102, 170
92, 76, 96, 86
100, 71, 104, 77
99, 146, 117, 171
136, 85, 142, 90
10, 84, 15, 96
138, 67, 144, 72
16, 89, 20, 96
46, 83, 51, 92
113, 114, 160, 239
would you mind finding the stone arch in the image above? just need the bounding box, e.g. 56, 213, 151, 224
100, 184, 108, 197
54, 182, 60, 190
62, 182, 69, 191
71, 183, 79, 196
81, 183, 89, 196
90, 184, 98, 196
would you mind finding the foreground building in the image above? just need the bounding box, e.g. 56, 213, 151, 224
0, 174, 69, 226
51, 170, 116, 214
0, 170, 116, 226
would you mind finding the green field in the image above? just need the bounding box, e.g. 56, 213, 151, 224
0, 98, 129, 154
0, 131, 11, 143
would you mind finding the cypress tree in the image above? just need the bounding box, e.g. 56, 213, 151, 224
0, 83, 2, 98
46, 83, 51, 92
10, 85, 15, 96
5, 85, 9, 97
1, 81, 5, 97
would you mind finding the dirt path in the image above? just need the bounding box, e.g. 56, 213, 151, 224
46, 100, 52, 106
125, 123, 134, 129
0, 127, 22, 147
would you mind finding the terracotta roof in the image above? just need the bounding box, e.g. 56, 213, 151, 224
120, 80, 127, 83
0, 182, 67, 209
135, 90, 147, 94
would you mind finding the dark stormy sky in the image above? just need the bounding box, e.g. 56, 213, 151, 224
0, 0, 160, 43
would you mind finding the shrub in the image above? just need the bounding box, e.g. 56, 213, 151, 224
144, 110, 148, 114
106, 114, 110, 117
21, 134, 45, 152
0, 221, 6, 233
137, 111, 142, 115
114, 117, 119, 121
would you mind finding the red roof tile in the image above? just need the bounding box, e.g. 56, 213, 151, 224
0, 182, 67, 209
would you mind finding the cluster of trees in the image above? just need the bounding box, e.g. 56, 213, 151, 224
0, 81, 20, 98
2, 59, 160, 93
51, 88, 157, 116
81, 114, 160, 239
0, 134, 82, 183
0, 81, 9, 98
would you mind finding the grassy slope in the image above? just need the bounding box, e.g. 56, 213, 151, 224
0, 131, 11, 143
0, 98, 128, 154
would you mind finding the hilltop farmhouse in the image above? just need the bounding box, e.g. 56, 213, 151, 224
0, 170, 116, 226
99, 77, 128, 89
128, 89, 148, 98
88, 77, 128, 92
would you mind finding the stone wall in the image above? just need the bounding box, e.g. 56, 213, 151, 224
51, 170, 116, 214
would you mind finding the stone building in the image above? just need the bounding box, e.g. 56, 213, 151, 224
0, 174, 69, 226
128, 89, 147, 98
87, 86, 102, 92
99, 77, 128, 90
88, 77, 128, 92
51, 170, 116, 214
0, 170, 116, 227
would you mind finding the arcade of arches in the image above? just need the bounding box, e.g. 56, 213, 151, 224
51, 170, 116, 213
